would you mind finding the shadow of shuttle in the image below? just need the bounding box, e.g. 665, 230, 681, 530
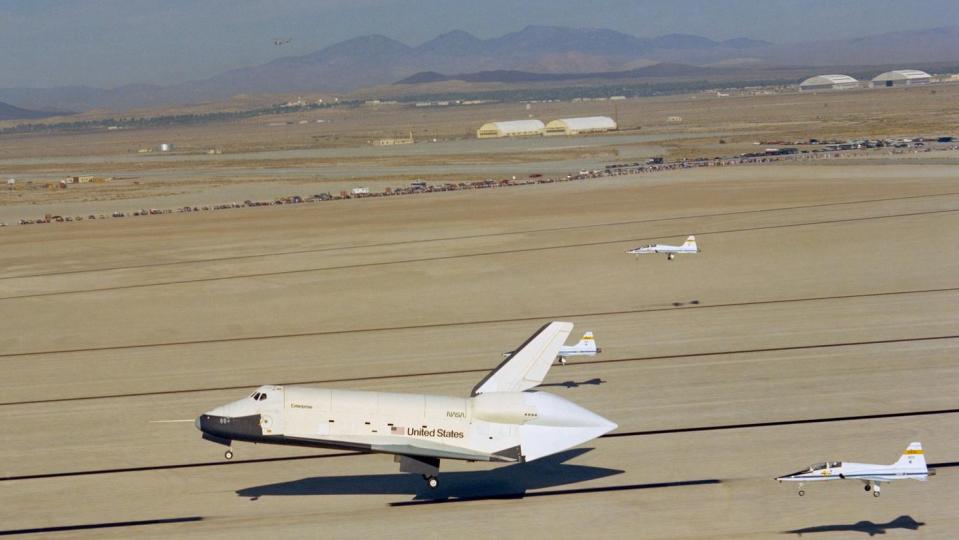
237, 448, 721, 504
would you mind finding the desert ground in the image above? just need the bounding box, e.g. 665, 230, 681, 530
1, 85, 958, 538
1, 80, 958, 223
2, 158, 958, 538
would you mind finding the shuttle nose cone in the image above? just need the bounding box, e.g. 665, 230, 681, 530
194, 416, 202, 431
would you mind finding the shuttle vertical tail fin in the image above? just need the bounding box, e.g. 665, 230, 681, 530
682, 235, 698, 251
472, 322, 574, 395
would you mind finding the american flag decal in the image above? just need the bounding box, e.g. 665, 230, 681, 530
390, 426, 405, 435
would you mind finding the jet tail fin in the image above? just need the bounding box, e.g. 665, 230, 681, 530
574, 332, 598, 353
682, 235, 697, 250
472, 322, 573, 395
893, 442, 927, 471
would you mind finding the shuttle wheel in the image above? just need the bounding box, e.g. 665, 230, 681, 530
864, 484, 871, 492
873, 491, 881, 497
224, 449, 234, 460
424, 475, 439, 489
667, 254, 675, 260
798, 490, 804, 496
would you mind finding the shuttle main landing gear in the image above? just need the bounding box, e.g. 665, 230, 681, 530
864, 482, 880, 497
224, 449, 234, 460
667, 253, 675, 261
797, 482, 804, 496
423, 475, 439, 489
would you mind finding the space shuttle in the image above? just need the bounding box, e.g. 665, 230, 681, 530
776, 442, 934, 497
626, 235, 699, 260
196, 322, 617, 488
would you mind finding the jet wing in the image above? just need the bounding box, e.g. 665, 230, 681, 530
472, 321, 574, 396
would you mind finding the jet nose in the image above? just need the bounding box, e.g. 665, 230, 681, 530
194, 416, 202, 432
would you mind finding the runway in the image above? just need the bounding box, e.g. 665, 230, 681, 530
1, 161, 957, 538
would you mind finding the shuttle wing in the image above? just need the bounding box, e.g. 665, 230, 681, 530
472, 321, 574, 395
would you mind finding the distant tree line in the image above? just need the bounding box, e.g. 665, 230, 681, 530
0, 100, 359, 135
394, 78, 799, 104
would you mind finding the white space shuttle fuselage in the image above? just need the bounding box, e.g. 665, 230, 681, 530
196, 322, 616, 487
198, 385, 613, 463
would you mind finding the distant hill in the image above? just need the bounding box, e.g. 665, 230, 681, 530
1, 25, 957, 112
0, 100, 67, 120
396, 63, 717, 85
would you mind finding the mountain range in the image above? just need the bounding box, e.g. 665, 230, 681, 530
1, 25, 958, 114
0, 100, 67, 121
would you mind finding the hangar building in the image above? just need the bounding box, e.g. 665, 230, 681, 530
545, 116, 618, 136
798, 74, 860, 92
871, 70, 931, 87
476, 119, 545, 138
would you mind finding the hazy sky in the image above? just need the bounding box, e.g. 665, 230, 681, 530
0, 0, 956, 88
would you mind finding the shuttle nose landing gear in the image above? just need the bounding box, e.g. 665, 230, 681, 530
423, 475, 439, 489
224, 449, 234, 460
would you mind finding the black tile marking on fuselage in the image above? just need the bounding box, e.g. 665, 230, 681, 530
0, 516, 203, 536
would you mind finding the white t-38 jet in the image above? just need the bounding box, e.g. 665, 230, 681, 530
196, 322, 617, 488
626, 235, 699, 260
776, 442, 934, 497
504, 331, 601, 365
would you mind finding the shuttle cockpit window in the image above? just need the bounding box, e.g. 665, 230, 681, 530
809, 462, 828, 471
257, 393, 268, 401
252, 392, 261, 400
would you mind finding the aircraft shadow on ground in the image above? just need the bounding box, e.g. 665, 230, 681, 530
539, 378, 605, 389
783, 515, 925, 536
237, 448, 625, 502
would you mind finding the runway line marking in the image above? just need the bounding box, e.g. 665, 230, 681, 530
2, 285, 957, 360
0, 516, 203, 536
1, 207, 957, 301
1, 332, 957, 407
0, 452, 360, 482
603, 408, 959, 437
3, 190, 957, 281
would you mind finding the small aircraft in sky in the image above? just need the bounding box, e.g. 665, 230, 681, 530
504, 331, 600, 365
196, 322, 617, 488
273, 38, 292, 46
626, 235, 699, 260
776, 442, 933, 497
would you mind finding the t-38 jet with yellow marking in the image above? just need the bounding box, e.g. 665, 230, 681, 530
196, 322, 617, 488
776, 442, 934, 497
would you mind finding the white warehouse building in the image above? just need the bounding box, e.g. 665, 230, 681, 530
798, 74, 860, 92
476, 119, 545, 138
871, 70, 931, 88
544, 116, 618, 136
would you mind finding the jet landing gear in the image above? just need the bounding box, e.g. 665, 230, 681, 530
865, 482, 880, 497
224, 449, 234, 460
797, 482, 804, 496
667, 253, 675, 261
423, 475, 439, 489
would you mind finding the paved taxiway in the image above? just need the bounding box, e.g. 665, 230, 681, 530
1, 161, 957, 538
